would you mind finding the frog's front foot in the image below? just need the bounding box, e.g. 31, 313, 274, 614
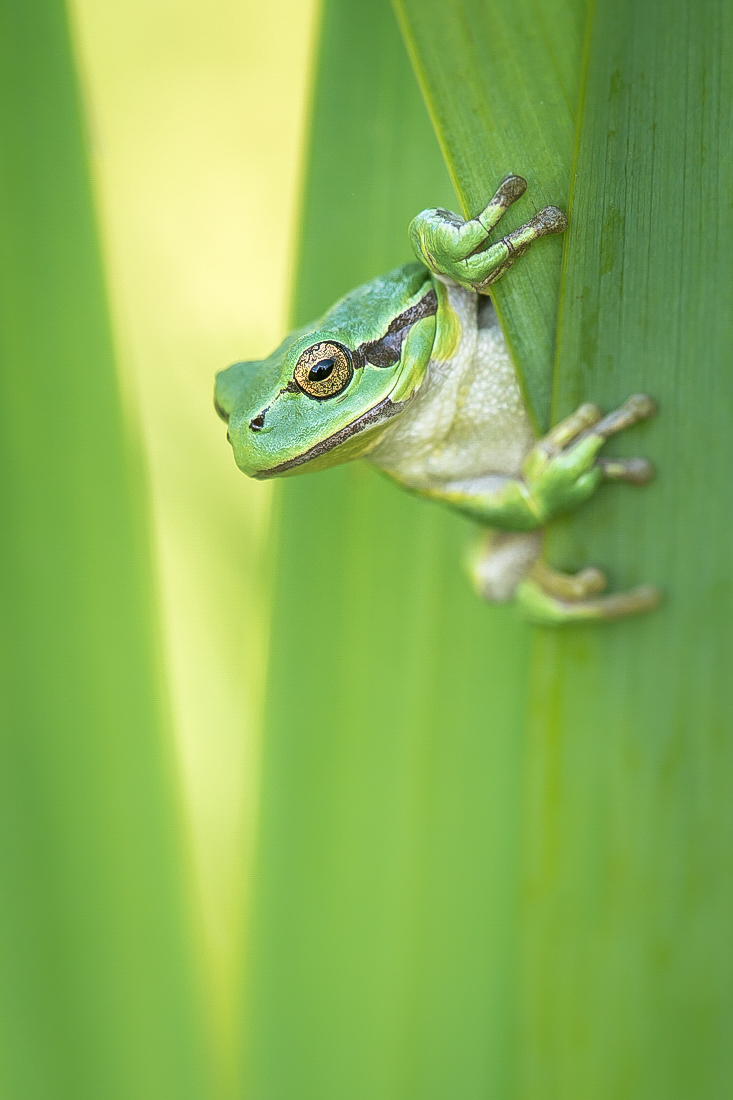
409, 174, 567, 292
522, 393, 657, 523
468, 393, 660, 623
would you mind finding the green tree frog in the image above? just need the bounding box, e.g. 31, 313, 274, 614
215, 175, 659, 624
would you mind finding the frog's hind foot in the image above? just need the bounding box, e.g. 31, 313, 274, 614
531, 558, 608, 600
517, 560, 661, 625
468, 532, 660, 625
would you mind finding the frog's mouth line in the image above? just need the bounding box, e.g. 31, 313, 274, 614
253, 394, 405, 479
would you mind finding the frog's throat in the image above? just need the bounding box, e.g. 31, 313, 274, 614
253, 395, 404, 479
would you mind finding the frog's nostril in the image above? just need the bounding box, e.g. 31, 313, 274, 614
250, 413, 266, 431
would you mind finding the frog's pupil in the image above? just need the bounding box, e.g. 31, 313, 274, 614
308, 357, 335, 382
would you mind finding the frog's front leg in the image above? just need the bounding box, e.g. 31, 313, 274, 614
409, 174, 567, 292
420, 394, 656, 530
521, 393, 657, 522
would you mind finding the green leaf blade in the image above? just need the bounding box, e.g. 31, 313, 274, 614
393, 0, 586, 430
524, 0, 733, 1094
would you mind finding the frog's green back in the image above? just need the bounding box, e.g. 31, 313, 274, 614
317, 261, 429, 346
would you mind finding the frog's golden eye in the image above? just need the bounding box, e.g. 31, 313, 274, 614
294, 341, 353, 399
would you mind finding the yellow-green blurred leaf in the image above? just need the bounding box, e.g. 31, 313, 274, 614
70, 0, 320, 1085
0, 1, 212, 1094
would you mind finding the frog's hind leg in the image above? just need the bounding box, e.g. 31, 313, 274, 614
469, 531, 660, 624
530, 558, 608, 600
517, 559, 661, 625
409, 174, 567, 294
469, 530, 543, 603
469, 528, 611, 608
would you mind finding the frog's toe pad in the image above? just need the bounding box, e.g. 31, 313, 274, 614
528, 205, 568, 235
516, 578, 661, 625
597, 457, 655, 484
494, 174, 527, 204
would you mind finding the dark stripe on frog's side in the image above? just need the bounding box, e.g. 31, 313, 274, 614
353, 288, 437, 369
387, 286, 438, 332
254, 394, 404, 479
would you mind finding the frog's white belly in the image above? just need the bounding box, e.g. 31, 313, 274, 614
367, 285, 535, 489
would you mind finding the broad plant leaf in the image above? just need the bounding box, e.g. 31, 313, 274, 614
0, 2, 211, 1094
393, 0, 586, 431
243, 0, 733, 1096
523, 0, 733, 1096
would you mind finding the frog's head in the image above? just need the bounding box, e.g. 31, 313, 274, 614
215, 264, 437, 479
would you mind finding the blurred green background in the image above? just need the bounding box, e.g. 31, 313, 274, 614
71, 0, 318, 1075
1, 0, 731, 1097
